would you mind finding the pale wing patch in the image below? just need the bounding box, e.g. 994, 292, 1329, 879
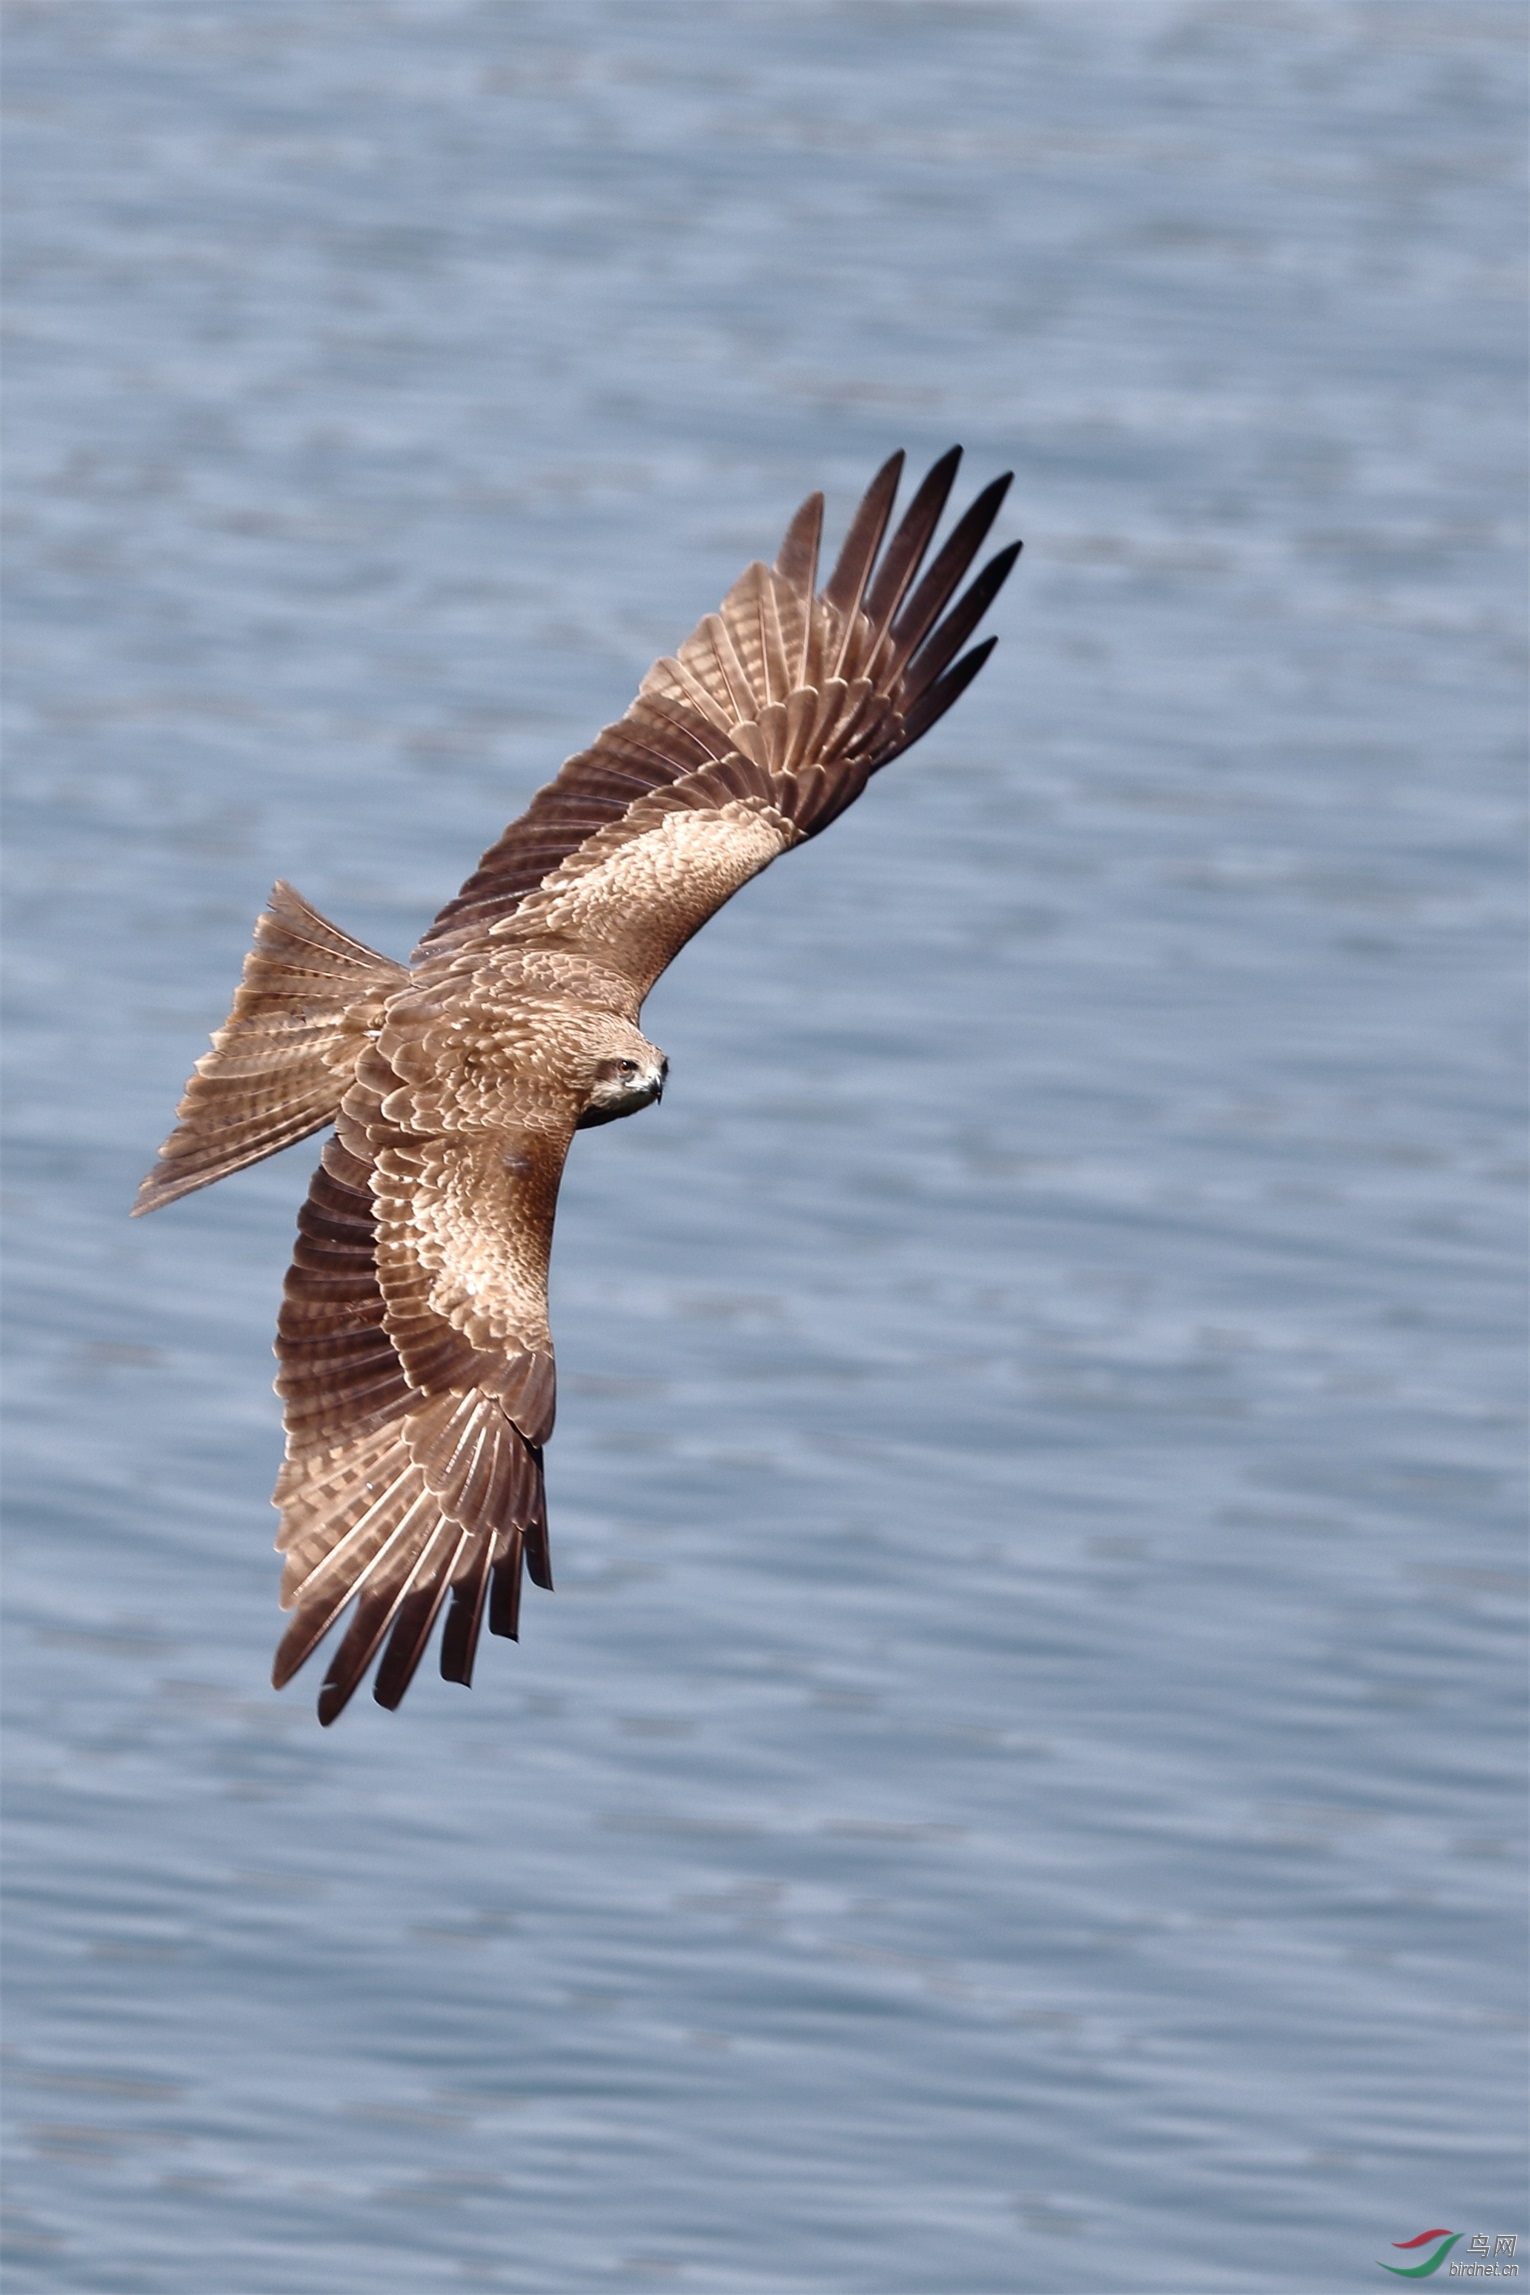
373, 1130, 563, 1359
506, 800, 793, 981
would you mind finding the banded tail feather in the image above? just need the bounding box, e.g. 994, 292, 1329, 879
133, 882, 407, 1215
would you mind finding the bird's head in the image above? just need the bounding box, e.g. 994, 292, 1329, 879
573, 1015, 668, 1129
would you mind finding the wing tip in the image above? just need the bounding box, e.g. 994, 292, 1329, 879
315, 1683, 351, 1727
129, 1179, 183, 1219
822, 450, 907, 618
775, 491, 824, 592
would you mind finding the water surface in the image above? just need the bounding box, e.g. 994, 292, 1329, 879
3, 5, 1525, 2289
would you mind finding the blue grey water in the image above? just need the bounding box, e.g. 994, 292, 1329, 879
3, 5, 1525, 2290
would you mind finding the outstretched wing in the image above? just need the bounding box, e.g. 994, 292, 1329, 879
270, 1038, 570, 1724
414, 446, 1019, 991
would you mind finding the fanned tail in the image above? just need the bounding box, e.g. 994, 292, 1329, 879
133, 883, 408, 1215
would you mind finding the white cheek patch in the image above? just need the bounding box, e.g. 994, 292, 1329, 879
521, 802, 792, 951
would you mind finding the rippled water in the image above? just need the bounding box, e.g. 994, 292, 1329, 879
4, 5, 1525, 2290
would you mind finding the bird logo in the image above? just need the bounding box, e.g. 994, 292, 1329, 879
1378, 2231, 1463, 2277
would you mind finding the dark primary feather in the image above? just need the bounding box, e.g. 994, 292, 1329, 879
900, 543, 1023, 715
439, 1532, 496, 1683
488, 1528, 526, 1642
888, 471, 1014, 670
773, 491, 823, 597
372, 1523, 470, 1711
861, 444, 963, 640
894, 635, 1001, 759
821, 448, 904, 621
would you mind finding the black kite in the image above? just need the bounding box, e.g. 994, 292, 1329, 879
135, 449, 1019, 1721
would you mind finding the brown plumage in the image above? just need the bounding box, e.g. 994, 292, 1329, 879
134, 448, 1020, 1722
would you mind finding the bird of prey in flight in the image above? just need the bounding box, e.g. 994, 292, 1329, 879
135, 448, 1019, 1723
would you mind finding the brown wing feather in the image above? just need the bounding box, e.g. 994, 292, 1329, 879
270, 1039, 568, 1720
414, 695, 737, 955
370, 1519, 473, 1712
412, 448, 1018, 965
439, 1526, 497, 1684
821, 448, 904, 627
